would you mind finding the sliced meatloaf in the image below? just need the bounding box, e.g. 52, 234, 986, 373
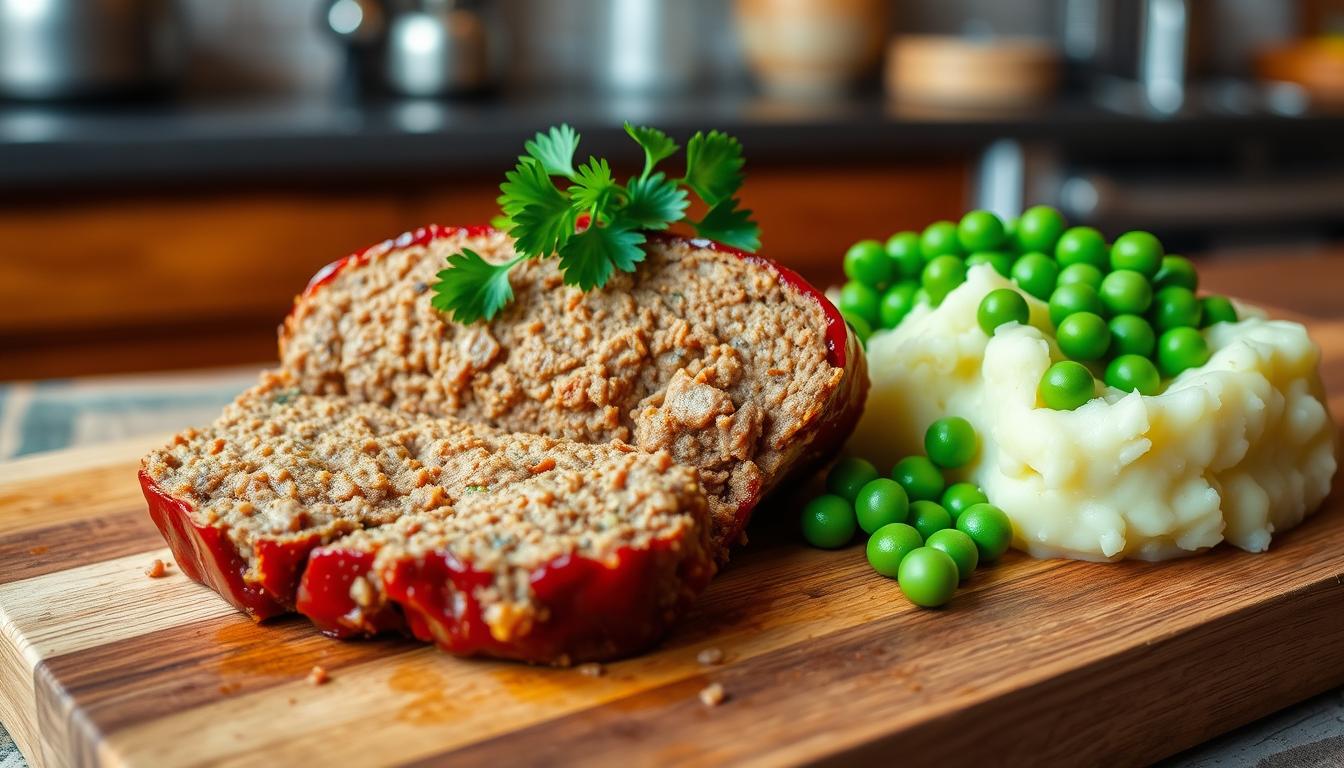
298, 450, 710, 664
281, 226, 867, 555
141, 372, 714, 662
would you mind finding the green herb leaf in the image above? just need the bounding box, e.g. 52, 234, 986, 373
683, 130, 745, 207
694, 198, 761, 251
570, 157, 619, 212
523, 124, 580, 179
435, 122, 760, 323
558, 225, 647, 291
625, 123, 679, 179
512, 202, 576, 260
500, 158, 576, 258
498, 157, 564, 221
430, 249, 519, 324
618, 173, 688, 230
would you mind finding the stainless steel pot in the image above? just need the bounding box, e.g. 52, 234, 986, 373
0, 0, 185, 100
322, 0, 499, 97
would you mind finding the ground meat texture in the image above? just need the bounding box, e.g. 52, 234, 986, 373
141, 372, 715, 664
303, 448, 714, 664
281, 230, 858, 554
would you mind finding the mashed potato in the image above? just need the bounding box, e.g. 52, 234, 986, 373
849, 265, 1337, 561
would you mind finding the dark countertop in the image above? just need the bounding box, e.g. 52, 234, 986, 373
4, 83, 1344, 192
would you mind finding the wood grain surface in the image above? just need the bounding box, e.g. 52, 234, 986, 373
1, 284, 1342, 768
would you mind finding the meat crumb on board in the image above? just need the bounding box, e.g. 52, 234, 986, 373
696, 647, 725, 666
144, 559, 169, 578
576, 663, 605, 678
307, 666, 330, 686
699, 682, 727, 707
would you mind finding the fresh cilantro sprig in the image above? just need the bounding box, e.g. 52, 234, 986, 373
431, 123, 761, 323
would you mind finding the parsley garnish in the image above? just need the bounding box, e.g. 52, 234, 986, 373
431, 123, 760, 323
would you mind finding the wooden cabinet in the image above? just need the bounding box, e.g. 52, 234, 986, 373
0, 161, 966, 379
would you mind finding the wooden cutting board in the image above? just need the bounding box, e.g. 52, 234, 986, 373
2, 320, 1342, 768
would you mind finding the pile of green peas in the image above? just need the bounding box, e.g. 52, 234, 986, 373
986, 209, 1237, 409
800, 416, 1014, 608
838, 205, 1239, 410
837, 210, 1015, 341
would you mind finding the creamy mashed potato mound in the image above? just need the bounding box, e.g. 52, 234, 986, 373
849, 265, 1337, 561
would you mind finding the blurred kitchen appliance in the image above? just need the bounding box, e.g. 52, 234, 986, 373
0, 0, 185, 100
322, 0, 499, 97
1060, 0, 1298, 111
1058, 0, 1194, 112
599, 0, 697, 93
735, 0, 886, 97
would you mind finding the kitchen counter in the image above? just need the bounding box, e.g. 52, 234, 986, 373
4, 86, 1344, 192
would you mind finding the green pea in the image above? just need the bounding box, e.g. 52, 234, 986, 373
1151, 286, 1203, 331
885, 231, 923, 280
1157, 327, 1211, 378
1099, 270, 1153, 316
922, 255, 967, 304
1154, 254, 1198, 292
1105, 354, 1161, 396
844, 240, 894, 288
1002, 215, 1019, 248
1038, 360, 1096, 410
1048, 283, 1103, 327
1057, 262, 1104, 291
909, 500, 953, 541
879, 281, 920, 328
1056, 311, 1110, 361
1109, 231, 1163, 277
1011, 252, 1059, 300
897, 547, 959, 607
800, 494, 856, 549
924, 416, 978, 469
826, 456, 879, 502
1109, 314, 1156, 357
941, 482, 988, 520
926, 528, 979, 580
920, 220, 961, 260
967, 251, 1014, 278
977, 288, 1030, 336
854, 478, 910, 535
958, 210, 1006, 252
842, 312, 871, 344
1055, 226, 1107, 270
838, 280, 881, 326
1015, 205, 1067, 253
892, 456, 945, 502
1201, 296, 1238, 327
866, 523, 924, 578
956, 503, 1014, 561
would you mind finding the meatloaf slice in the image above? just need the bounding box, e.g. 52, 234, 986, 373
280, 226, 867, 555
141, 371, 714, 661
298, 450, 712, 665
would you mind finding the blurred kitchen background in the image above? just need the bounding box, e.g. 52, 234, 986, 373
2, 0, 1344, 384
